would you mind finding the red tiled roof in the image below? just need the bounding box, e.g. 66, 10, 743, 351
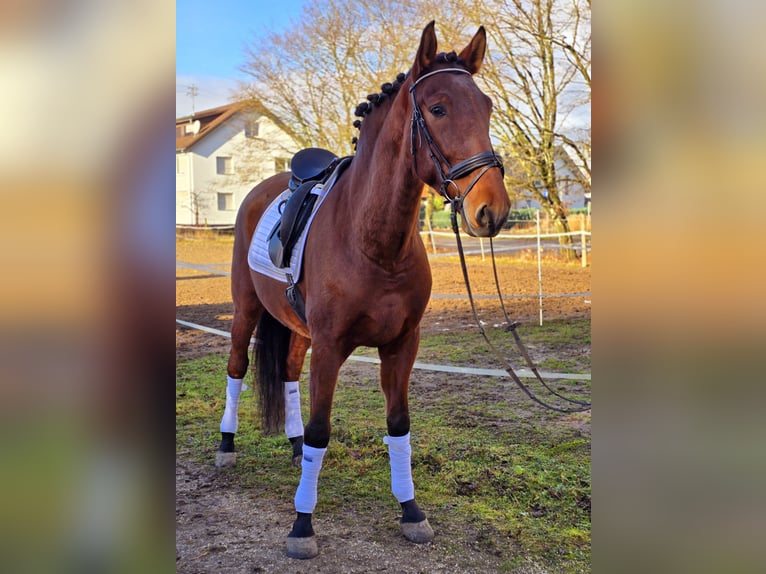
176, 100, 293, 152
176, 102, 246, 152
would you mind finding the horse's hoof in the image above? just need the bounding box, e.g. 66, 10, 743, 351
215, 451, 237, 468
401, 518, 434, 544
286, 535, 318, 559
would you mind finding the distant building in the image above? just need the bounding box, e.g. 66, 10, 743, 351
176, 102, 298, 226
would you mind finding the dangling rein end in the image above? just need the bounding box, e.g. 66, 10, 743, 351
449, 221, 591, 413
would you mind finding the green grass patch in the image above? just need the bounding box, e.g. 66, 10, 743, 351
519, 320, 591, 347
177, 324, 591, 572
418, 318, 590, 374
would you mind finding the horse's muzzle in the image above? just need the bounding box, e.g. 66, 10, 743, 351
462, 200, 509, 237
477, 202, 509, 236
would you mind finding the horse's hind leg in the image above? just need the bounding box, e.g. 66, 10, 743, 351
285, 333, 311, 467
215, 294, 263, 468
379, 327, 434, 544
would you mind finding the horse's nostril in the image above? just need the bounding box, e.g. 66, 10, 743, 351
475, 204, 489, 227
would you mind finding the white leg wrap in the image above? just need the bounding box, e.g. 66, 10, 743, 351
284, 381, 304, 439
293, 445, 327, 513
220, 376, 243, 433
384, 433, 415, 503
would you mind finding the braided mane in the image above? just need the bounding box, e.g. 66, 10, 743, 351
351, 51, 464, 150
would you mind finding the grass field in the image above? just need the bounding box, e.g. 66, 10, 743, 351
176, 319, 591, 572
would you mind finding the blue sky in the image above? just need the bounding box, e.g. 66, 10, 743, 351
176, 0, 309, 117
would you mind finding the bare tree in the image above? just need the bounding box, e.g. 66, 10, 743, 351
184, 186, 209, 227
474, 0, 591, 256
239, 0, 427, 154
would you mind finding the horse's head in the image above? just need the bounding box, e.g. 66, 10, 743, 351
409, 22, 510, 237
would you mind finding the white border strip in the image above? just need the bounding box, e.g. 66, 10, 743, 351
176, 319, 590, 381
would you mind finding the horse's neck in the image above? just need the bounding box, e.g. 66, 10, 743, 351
352, 145, 423, 266
344, 112, 423, 267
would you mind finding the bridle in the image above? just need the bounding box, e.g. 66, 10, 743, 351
410, 68, 590, 414
409, 67, 505, 213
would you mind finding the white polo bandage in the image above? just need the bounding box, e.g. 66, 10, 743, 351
284, 380, 304, 439
220, 375, 244, 433
293, 445, 327, 513
384, 433, 415, 503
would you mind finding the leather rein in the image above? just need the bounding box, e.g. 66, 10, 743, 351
410, 67, 591, 414
449, 218, 591, 413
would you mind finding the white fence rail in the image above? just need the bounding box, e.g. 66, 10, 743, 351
419, 210, 591, 325
419, 211, 591, 267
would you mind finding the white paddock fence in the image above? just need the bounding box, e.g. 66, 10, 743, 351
419, 210, 591, 326
420, 211, 591, 266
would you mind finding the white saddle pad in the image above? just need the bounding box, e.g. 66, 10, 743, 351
247, 182, 330, 283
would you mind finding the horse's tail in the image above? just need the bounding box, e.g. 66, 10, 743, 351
253, 310, 290, 435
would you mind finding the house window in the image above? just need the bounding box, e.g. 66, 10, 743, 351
275, 157, 290, 172
176, 155, 187, 174
245, 119, 260, 138
217, 156, 233, 175
217, 192, 234, 211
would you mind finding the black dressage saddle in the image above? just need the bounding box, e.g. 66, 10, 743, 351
267, 148, 347, 270
288, 147, 339, 191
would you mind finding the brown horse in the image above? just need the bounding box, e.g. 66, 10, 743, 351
216, 21, 510, 559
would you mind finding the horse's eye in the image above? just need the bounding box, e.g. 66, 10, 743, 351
429, 104, 446, 117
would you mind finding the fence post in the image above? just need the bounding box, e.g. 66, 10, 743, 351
536, 209, 543, 326
580, 213, 587, 268
424, 210, 436, 253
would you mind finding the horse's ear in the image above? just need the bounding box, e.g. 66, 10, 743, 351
458, 26, 487, 75
412, 21, 438, 80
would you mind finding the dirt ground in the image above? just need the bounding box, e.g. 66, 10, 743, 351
176, 236, 591, 573
176, 446, 552, 574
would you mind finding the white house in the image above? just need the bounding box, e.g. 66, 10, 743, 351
176, 102, 299, 226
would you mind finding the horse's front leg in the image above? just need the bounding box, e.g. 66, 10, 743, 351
379, 326, 434, 544
286, 342, 345, 559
